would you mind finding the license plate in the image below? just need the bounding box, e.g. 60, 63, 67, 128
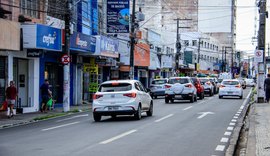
175, 95, 182, 98
108, 106, 119, 111
227, 91, 233, 94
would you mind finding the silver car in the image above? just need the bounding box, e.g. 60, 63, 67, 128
165, 77, 197, 103
149, 78, 168, 99
199, 78, 214, 96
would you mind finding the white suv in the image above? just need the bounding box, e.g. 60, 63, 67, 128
92, 80, 153, 122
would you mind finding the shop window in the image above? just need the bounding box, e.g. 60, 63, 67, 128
0, 57, 6, 105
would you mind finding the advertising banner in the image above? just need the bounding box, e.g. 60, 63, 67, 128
70, 32, 96, 53
134, 43, 150, 66
91, 0, 98, 35
100, 35, 119, 58
107, 0, 130, 33
161, 55, 173, 68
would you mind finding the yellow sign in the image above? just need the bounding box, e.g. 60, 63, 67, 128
89, 83, 98, 93
84, 64, 98, 74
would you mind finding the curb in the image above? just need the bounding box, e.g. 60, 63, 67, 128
225, 89, 254, 156
0, 108, 91, 129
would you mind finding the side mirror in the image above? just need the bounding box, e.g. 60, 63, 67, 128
146, 88, 151, 92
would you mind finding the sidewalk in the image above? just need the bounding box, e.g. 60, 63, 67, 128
245, 102, 270, 156
0, 104, 91, 129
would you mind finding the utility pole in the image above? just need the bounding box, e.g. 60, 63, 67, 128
63, 0, 71, 112
197, 38, 202, 64
222, 46, 224, 72
129, 0, 136, 79
174, 18, 191, 75
257, 0, 268, 103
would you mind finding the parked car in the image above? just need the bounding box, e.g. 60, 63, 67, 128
209, 77, 219, 94
92, 80, 153, 121
191, 77, 205, 99
149, 78, 168, 99
216, 78, 223, 88
165, 77, 197, 103
245, 78, 256, 87
199, 78, 214, 96
219, 79, 243, 99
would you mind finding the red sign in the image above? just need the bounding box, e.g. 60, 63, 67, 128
61, 54, 70, 65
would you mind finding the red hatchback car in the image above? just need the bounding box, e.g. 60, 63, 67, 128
191, 77, 205, 99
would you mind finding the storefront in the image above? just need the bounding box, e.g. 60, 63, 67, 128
94, 35, 119, 81
134, 43, 150, 87
70, 32, 96, 104
148, 50, 161, 86
22, 24, 63, 110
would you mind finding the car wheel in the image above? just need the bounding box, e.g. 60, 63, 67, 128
170, 99, 174, 103
210, 91, 213, 96
154, 95, 157, 99
146, 102, 153, 116
194, 95, 197, 102
219, 95, 222, 99
134, 105, 142, 120
93, 113, 101, 122
165, 97, 169, 103
199, 93, 203, 100
240, 95, 243, 99
190, 95, 194, 103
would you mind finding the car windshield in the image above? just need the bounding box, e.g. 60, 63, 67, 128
169, 78, 189, 84
152, 80, 167, 85
99, 83, 132, 92
199, 79, 209, 83
222, 81, 240, 85
218, 79, 223, 83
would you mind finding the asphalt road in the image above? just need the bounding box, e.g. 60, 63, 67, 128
0, 88, 252, 156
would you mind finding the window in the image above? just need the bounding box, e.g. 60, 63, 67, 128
184, 40, 189, 46
99, 83, 132, 92
192, 40, 197, 46
20, 0, 40, 18
169, 78, 189, 84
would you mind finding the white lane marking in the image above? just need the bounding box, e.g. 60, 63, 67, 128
155, 114, 174, 122
233, 116, 238, 119
229, 122, 236, 126
42, 122, 80, 131
235, 114, 240, 116
215, 145, 225, 151
99, 129, 137, 144
227, 127, 234, 131
197, 112, 214, 119
220, 137, 229, 143
240, 106, 244, 109
231, 119, 237, 122
56, 114, 89, 122
224, 131, 232, 136
237, 111, 241, 114
183, 106, 193, 111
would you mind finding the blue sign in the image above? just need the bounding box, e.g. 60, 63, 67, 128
100, 35, 118, 53
91, 0, 98, 35
70, 32, 95, 53
36, 24, 62, 51
107, 0, 129, 33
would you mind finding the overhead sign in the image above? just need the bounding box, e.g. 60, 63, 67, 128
107, 0, 130, 33
254, 50, 263, 62
70, 32, 96, 53
22, 24, 62, 51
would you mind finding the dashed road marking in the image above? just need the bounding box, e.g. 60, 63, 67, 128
183, 106, 193, 111
231, 119, 237, 122
227, 127, 234, 131
42, 122, 80, 131
215, 145, 225, 151
233, 116, 238, 119
224, 131, 232, 136
155, 114, 174, 122
235, 114, 240, 116
99, 129, 137, 144
220, 137, 229, 143
229, 122, 236, 126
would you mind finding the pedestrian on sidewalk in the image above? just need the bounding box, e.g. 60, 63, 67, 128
5, 81, 17, 118
264, 73, 270, 103
40, 79, 52, 113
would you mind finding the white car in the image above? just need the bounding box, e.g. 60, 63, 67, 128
219, 79, 243, 99
92, 80, 153, 122
245, 78, 256, 87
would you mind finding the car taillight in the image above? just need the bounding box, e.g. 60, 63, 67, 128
185, 84, 193, 88
123, 92, 136, 98
165, 85, 171, 88
93, 94, 103, 99
220, 85, 225, 88
235, 85, 241, 88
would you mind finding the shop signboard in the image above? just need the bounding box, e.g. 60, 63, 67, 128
70, 32, 96, 53
22, 24, 62, 51
107, 0, 130, 33
118, 33, 130, 65
134, 43, 150, 66
161, 55, 173, 68
100, 35, 119, 58
149, 50, 160, 70
91, 0, 98, 35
